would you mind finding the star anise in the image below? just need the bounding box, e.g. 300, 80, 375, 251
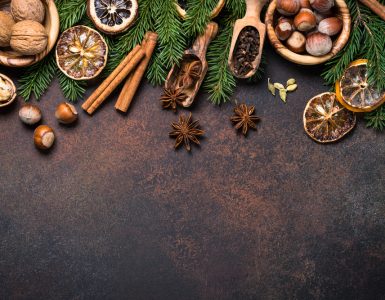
169, 113, 204, 151
178, 60, 202, 88
160, 87, 187, 112
230, 103, 260, 136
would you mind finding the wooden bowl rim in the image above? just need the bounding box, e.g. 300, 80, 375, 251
0, 73, 16, 107
175, 0, 225, 20
265, 0, 351, 65
0, 0, 60, 68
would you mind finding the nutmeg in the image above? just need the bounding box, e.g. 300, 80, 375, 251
19, 104, 42, 125
55, 102, 78, 124
318, 17, 342, 36
294, 8, 316, 31
275, 17, 294, 41
277, 0, 300, 16
0, 11, 15, 47
306, 32, 332, 56
10, 20, 48, 55
34, 125, 55, 150
309, 0, 334, 13
286, 31, 306, 53
11, 0, 45, 23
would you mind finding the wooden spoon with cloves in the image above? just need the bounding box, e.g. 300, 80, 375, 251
165, 22, 218, 108
228, 0, 267, 79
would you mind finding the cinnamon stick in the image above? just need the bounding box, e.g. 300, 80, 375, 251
86, 48, 145, 115
81, 45, 142, 111
359, 0, 385, 21
115, 32, 158, 113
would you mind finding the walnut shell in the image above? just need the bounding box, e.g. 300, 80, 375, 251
0, 11, 15, 47
10, 20, 48, 55
11, 0, 45, 23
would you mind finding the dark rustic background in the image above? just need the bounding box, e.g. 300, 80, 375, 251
1, 44, 385, 299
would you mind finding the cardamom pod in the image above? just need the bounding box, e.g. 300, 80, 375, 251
287, 84, 298, 92
279, 89, 287, 103
286, 78, 296, 86
274, 83, 285, 90
268, 78, 276, 96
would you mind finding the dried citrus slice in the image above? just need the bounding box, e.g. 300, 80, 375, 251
87, 0, 138, 35
56, 26, 108, 81
303, 92, 356, 143
336, 59, 385, 112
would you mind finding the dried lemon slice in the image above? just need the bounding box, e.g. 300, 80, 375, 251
303, 92, 356, 143
56, 25, 108, 81
87, 0, 138, 35
336, 59, 385, 112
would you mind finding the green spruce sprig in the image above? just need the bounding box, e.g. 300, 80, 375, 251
365, 106, 385, 131
183, 0, 218, 39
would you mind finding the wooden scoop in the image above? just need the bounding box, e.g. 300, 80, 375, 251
228, 0, 267, 79
165, 22, 218, 107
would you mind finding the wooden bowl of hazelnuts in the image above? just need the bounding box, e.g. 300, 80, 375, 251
0, 0, 59, 68
265, 0, 351, 65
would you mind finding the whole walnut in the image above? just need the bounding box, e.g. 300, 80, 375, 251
0, 11, 15, 47
10, 20, 48, 55
11, 0, 45, 23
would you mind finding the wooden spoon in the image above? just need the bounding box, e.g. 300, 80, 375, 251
165, 22, 218, 108
228, 0, 267, 79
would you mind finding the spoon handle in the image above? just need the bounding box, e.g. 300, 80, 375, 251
245, 0, 266, 18
190, 22, 219, 60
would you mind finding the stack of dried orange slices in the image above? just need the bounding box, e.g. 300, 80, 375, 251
304, 59, 385, 143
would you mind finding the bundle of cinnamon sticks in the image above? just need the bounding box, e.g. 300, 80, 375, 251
82, 31, 158, 115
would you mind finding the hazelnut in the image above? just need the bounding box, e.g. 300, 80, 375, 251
19, 104, 42, 125
309, 0, 334, 13
314, 10, 333, 23
10, 20, 48, 55
55, 102, 78, 124
275, 17, 294, 41
277, 0, 300, 16
299, 0, 312, 8
306, 32, 332, 56
0, 11, 15, 47
34, 125, 55, 150
318, 17, 343, 36
294, 8, 316, 31
286, 31, 306, 53
11, 0, 45, 23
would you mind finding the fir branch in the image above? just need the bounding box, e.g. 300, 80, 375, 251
365, 106, 385, 131
322, 0, 385, 90
57, 72, 86, 102
18, 53, 57, 101
58, 0, 87, 31
204, 18, 237, 105
183, 0, 218, 39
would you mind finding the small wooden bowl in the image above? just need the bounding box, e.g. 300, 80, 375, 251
0, 73, 16, 108
0, 0, 59, 68
265, 0, 351, 65
175, 0, 225, 19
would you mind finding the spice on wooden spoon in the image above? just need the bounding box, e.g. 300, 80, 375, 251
228, 0, 268, 79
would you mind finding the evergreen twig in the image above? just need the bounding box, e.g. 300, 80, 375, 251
365, 106, 385, 131
57, 72, 86, 102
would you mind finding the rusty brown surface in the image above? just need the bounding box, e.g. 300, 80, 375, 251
1, 45, 385, 299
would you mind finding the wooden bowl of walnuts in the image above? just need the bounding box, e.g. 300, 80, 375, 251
0, 0, 59, 67
265, 0, 351, 65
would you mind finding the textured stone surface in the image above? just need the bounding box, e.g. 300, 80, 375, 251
0, 45, 385, 299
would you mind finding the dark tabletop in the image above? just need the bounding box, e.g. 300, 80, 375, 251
1, 44, 385, 300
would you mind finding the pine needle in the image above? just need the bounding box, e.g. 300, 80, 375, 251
18, 53, 57, 101
365, 106, 385, 131
58, 0, 87, 32
184, 0, 217, 39
57, 72, 86, 102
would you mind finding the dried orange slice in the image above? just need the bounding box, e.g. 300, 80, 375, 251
56, 25, 108, 81
336, 59, 385, 112
87, 0, 138, 35
303, 92, 356, 143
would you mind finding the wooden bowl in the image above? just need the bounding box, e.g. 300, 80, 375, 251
0, 73, 16, 108
0, 0, 59, 68
175, 0, 225, 20
265, 0, 351, 65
